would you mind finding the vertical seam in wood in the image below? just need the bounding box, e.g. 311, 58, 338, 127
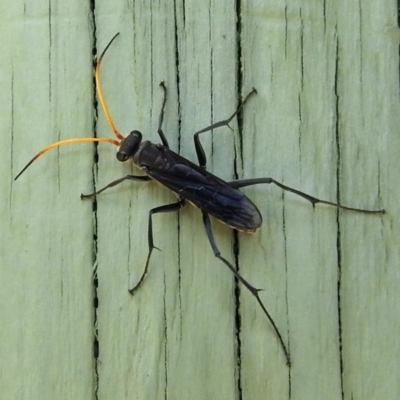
334, 30, 345, 400
234, 0, 243, 398
90, 1, 100, 398
173, 0, 184, 340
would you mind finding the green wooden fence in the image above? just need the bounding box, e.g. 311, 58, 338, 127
1, 1, 398, 399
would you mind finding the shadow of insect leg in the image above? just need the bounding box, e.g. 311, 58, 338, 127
193, 88, 257, 168
228, 178, 384, 214
81, 175, 152, 199
201, 212, 291, 366
129, 199, 186, 294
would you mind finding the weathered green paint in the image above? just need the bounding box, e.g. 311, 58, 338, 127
1, 1, 399, 399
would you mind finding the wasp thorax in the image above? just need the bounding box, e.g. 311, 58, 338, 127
116, 130, 143, 162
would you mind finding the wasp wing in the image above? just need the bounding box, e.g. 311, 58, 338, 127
146, 161, 262, 231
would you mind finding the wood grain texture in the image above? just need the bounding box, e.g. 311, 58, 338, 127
1, 1, 399, 399
0, 1, 94, 399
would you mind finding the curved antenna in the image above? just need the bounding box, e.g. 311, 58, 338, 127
14, 137, 119, 180
96, 32, 124, 140
15, 33, 124, 180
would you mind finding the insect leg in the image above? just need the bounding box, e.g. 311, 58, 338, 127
194, 88, 257, 168
202, 212, 291, 366
81, 175, 152, 199
228, 178, 385, 214
129, 199, 186, 294
157, 82, 170, 148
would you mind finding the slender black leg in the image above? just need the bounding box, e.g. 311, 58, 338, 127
202, 212, 291, 366
194, 88, 257, 168
129, 199, 186, 294
80, 175, 152, 199
157, 82, 169, 148
228, 178, 385, 214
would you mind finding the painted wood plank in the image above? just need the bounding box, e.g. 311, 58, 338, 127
93, 2, 240, 399
239, 1, 400, 399
1, 1, 95, 399
1, 1, 399, 400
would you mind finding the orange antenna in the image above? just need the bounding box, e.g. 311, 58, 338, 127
96, 32, 124, 140
14, 137, 119, 180
14, 33, 124, 181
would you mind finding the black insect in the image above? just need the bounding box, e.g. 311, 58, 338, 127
15, 33, 384, 367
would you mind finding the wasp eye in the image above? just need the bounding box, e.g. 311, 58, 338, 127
116, 151, 128, 162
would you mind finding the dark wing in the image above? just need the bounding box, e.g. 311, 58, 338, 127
146, 163, 262, 231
